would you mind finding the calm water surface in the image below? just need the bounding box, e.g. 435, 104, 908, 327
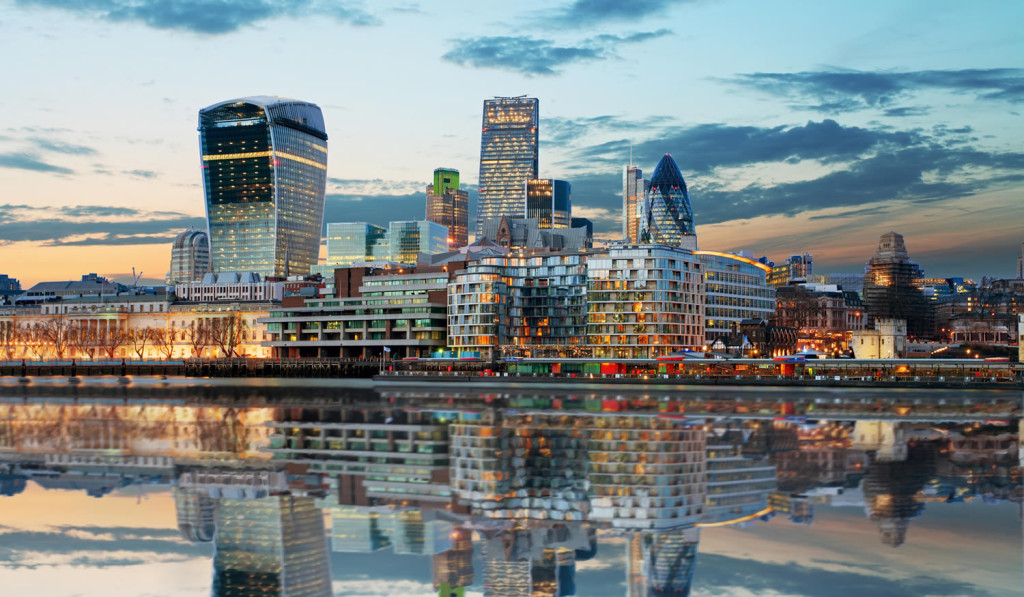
0, 377, 1020, 597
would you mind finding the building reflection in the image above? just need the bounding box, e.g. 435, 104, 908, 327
0, 388, 1018, 595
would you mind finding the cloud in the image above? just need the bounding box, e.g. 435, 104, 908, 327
549, 0, 696, 26
545, 114, 674, 145
0, 152, 74, 174
443, 29, 671, 76
13, 0, 380, 35
0, 204, 202, 246
123, 169, 158, 178
26, 137, 98, 155
728, 68, 1024, 113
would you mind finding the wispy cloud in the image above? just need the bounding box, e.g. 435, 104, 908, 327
728, 68, 1024, 113
443, 30, 671, 76
0, 204, 201, 246
13, 0, 380, 35
547, 0, 698, 26
0, 152, 74, 174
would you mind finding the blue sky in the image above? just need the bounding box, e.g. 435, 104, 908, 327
0, 0, 1022, 285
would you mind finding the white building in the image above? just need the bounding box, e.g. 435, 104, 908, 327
850, 318, 907, 359
174, 272, 283, 302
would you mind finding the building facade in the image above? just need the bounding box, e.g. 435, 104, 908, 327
200, 96, 328, 278
326, 222, 389, 269
168, 227, 211, 284
694, 251, 775, 345
623, 165, 644, 243
426, 168, 469, 249
863, 232, 931, 338
767, 254, 814, 288
477, 96, 539, 236
640, 154, 694, 246
389, 221, 449, 265
175, 272, 284, 303
587, 245, 705, 358
525, 179, 571, 229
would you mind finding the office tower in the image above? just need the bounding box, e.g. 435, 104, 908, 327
212, 495, 332, 596
433, 528, 474, 596
167, 227, 211, 284
640, 154, 695, 247
477, 96, 539, 236
325, 222, 389, 267
623, 165, 644, 242
525, 179, 571, 229
389, 221, 449, 265
862, 232, 931, 337
199, 96, 328, 278
767, 253, 814, 287
426, 168, 469, 248
695, 251, 775, 344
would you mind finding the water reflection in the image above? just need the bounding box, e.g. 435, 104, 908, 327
0, 380, 1020, 596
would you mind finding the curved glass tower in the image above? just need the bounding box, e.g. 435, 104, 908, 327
200, 96, 328, 278
641, 154, 694, 245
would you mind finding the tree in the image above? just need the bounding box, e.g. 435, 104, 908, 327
0, 320, 20, 360
27, 324, 46, 359
151, 327, 175, 359
67, 320, 100, 360
128, 327, 154, 360
39, 314, 72, 359
185, 320, 212, 358
210, 314, 248, 358
100, 327, 129, 360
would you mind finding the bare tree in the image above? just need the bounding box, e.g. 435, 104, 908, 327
27, 324, 46, 359
128, 327, 154, 360
100, 327, 129, 360
39, 314, 72, 359
151, 327, 175, 359
0, 320, 19, 360
67, 320, 100, 360
210, 314, 248, 358
185, 320, 212, 358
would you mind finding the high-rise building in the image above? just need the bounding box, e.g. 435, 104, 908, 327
167, 227, 211, 284
477, 96, 539, 236
862, 232, 931, 338
623, 165, 644, 243
325, 222, 389, 268
199, 96, 328, 278
767, 254, 814, 288
426, 168, 469, 248
525, 179, 571, 229
389, 221, 449, 265
640, 154, 694, 247
0, 274, 22, 300
1017, 242, 1023, 278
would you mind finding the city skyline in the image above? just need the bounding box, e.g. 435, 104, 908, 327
1, 1, 1022, 287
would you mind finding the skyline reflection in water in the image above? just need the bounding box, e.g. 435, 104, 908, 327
0, 378, 1020, 596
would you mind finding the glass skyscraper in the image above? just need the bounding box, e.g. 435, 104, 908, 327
641, 154, 694, 246
525, 179, 571, 229
389, 221, 449, 265
199, 96, 328, 278
623, 165, 644, 243
477, 96, 539, 236
426, 167, 469, 248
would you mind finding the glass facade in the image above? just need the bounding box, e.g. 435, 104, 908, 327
641, 154, 694, 245
426, 168, 469, 248
695, 251, 775, 343
200, 96, 328, 278
389, 221, 449, 265
623, 165, 644, 243
168, 227, 210, 284
477, 96, 539, 236
325, 222, 388, 267
525, 179, 571, 229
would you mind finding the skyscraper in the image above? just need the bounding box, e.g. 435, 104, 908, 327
325, 222, 389, 267
863, 232, 931, 337
641, 154, 695, 247
525, 179, 571, 229
426, 168, 469, 248
167, 227, 211, 284
477, 96, 539, 236
389, 221, 449, 265
623, 165, 644, 242
199, 96, 328, 278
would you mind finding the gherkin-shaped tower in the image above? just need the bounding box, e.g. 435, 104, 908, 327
641, 154, 694, 245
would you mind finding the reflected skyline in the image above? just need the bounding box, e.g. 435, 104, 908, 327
0, 379, 1019, 596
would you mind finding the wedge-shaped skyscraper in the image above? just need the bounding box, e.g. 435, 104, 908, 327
641, 154, 694, 246
477, 96, 539, 236
200, 96, 328, 277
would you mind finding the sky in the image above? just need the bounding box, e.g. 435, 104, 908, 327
0, 0, 1022, 287
0, 483, 1020, 596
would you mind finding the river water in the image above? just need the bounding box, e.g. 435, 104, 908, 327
0, 377, 1020, 597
